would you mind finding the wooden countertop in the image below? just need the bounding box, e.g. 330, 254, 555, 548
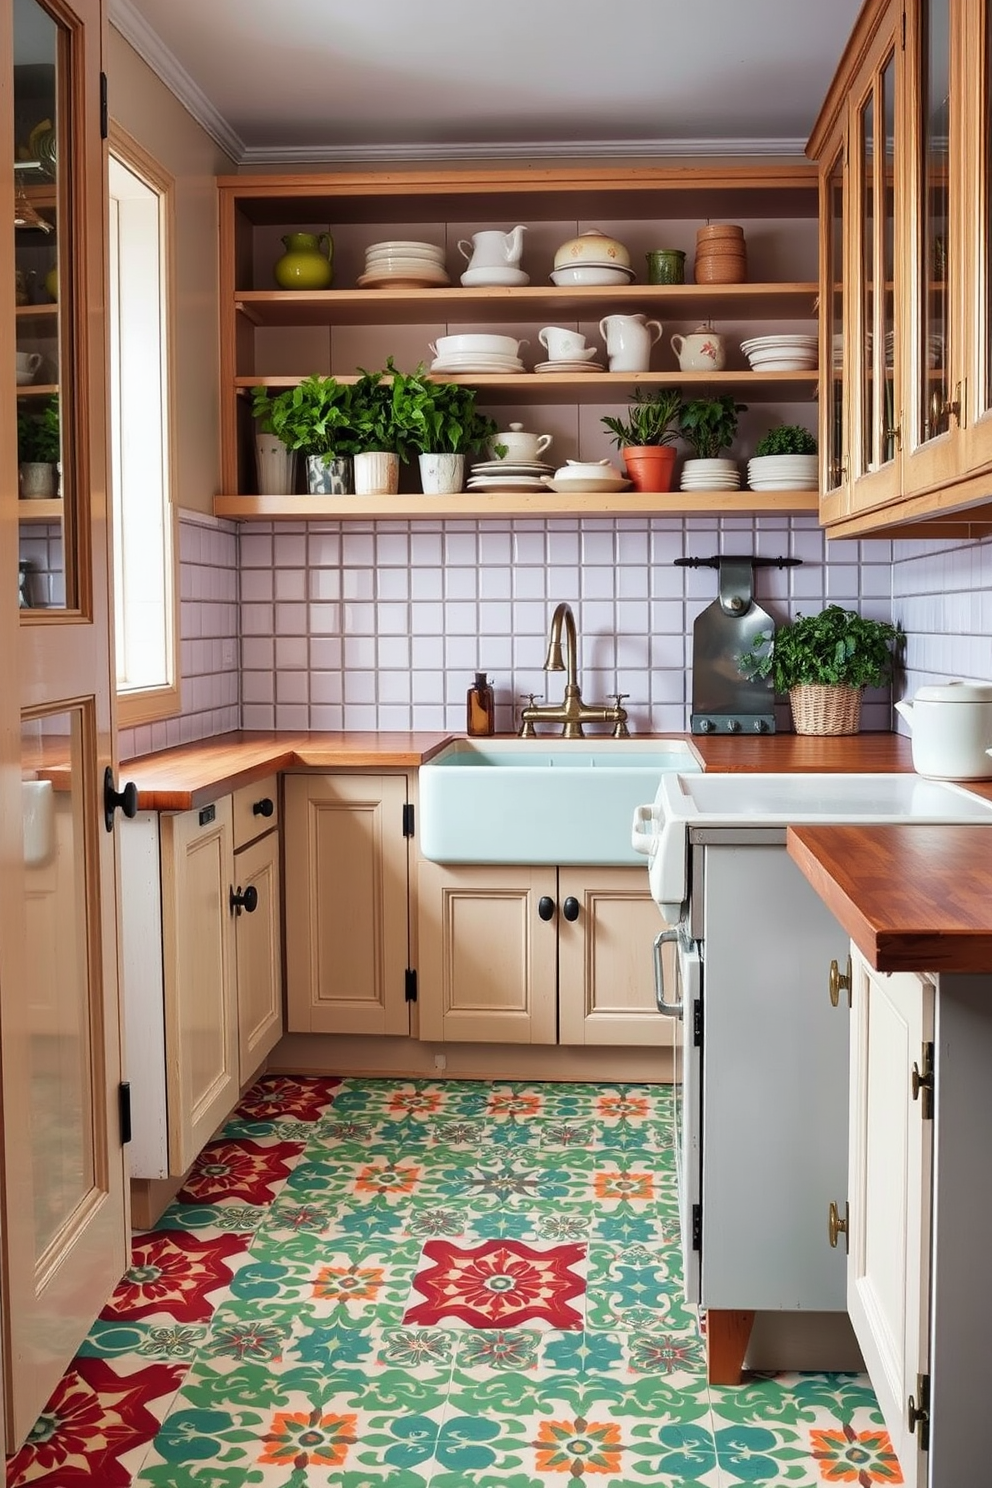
688, 732, 915, 772
788, 823, 992, 974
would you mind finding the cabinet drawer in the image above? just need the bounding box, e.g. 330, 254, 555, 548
233, 774, 279, 849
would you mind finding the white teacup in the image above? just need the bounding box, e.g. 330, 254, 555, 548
491, 422, 553, 464
15, 351, 42, 385
538, 326, 589, 361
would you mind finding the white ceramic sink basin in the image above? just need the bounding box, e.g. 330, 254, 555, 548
419, 737, 700, 865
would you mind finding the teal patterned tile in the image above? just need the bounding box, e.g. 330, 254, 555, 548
77, 1317, 208, 1362
154, 1203, 269, 1237
584, 1240, 700, 1336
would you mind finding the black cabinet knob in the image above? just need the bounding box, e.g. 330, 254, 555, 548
252, 797, 274, 818
562, 896, 580, 922
230, 883, 259, 915
103, 766, 138, 832
538, 895, 555, 922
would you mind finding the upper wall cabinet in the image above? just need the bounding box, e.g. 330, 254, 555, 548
810, 0, 992, 535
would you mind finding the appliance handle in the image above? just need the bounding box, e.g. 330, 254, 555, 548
631, 803, 656, 855
653, 928, 683, 1018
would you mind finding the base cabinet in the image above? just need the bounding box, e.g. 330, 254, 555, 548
284, 773, 413, 1035
418, 863, 669, 1047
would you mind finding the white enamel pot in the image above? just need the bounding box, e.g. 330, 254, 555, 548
895, 680, 992, 779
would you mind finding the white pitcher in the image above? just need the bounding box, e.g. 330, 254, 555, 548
599, 313, 663, 373
456, 226, 527, 272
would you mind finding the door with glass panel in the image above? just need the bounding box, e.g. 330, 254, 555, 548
3, 0, 129, 1450
958, 0, 992, 477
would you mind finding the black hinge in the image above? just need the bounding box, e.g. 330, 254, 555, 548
912, 1042, 934, 1120
405, 968, 418, 1003
691, 1203, 702, 1251
692, 999, 703, 1048
402, 803, 415, 838
119, 1081, 132, 1145
100, 72, 109, 139
908, 1372, 930, 1452
901, 7, 906, 48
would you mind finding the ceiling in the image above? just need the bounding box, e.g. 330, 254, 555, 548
109, 0, 864, 166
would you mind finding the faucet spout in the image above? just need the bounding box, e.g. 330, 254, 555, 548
543, 601, 579, 689
518, 601, 632, 739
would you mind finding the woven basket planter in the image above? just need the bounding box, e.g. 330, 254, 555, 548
789, 683, 862, 735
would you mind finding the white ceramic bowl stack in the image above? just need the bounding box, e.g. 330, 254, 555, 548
550, 229, 635, 287
358, 240, 450, 289
747, 454, 819, 491
740, 333, 818, 371
429, 332, 525, 375
680, 460, 742, 492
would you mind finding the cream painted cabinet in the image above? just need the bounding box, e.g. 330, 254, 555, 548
232, 776, 283, 1081
418, 863, 668, 1047
284, 773, 413, 1035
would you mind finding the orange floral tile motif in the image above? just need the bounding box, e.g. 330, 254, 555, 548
352, 1158, 423, 1198
312, 1262, 384, 1305
595, 1092, 651, 1123
534, 1415, 624, 1475
404, 1239, 586, 1330
259, 1408, 358, 1470
593, 1167, 655, 1203
811, 1423, 904, 1484
487, 1091, 544, 1119
387, 1087, 444, 1117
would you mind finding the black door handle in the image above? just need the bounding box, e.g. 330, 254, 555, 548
562, 896, 580, 922
230, 884, 259, 916
252, 797, 274, 817
538, 895, 555, 921
104, 766, 138, 832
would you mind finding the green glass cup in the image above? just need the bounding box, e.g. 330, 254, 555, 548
646, 248, 686, 285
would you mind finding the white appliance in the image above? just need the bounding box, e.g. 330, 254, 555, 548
632, 772, 992, 1316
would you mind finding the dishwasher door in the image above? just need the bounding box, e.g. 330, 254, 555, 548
674, 933, 702, 1303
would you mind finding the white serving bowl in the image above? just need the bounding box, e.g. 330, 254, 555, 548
552, 459, 624, 482
550, 265, 633, 287
553, 229, 631, 270
434, 332, 524, 357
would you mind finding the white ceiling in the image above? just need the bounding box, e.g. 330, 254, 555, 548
109, 0, 863, 165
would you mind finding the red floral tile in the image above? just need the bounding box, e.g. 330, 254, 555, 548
6, 1357, 182, 1487
234, 1074, 341, 1123
101, 1230, 248, 1324
404, 1239, 586, 1330
176, 1138, 303, 1205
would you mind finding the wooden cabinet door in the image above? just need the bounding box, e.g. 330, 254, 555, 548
418, 862, 558, 1044
284, 773, 411, 1035
233, 828, 283, 1082
557, 868, 671, 1047
956, 0, 992, 478
160, 799, 239, 1173
847, 949, 932, 1488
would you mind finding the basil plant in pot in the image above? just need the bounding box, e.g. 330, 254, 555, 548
737, 603, 903, 735
677, 395, 747, 491
17, 395, 60, 500
390, 362, 500, 495
252, 377, 358, 495
600, 387, 683, 492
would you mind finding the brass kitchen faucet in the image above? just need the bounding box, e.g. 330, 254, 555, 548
518, 602, 630, 739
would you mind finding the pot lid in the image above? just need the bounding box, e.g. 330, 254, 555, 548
913, 679, 992, 703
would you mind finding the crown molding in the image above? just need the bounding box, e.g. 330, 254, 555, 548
108, 0, 245, 162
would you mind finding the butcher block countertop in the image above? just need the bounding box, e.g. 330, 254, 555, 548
121, 729, 919, 810
788, 823, 992, 974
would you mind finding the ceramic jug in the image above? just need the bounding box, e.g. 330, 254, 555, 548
599, 314, 663, 373
456, 225, 526, 272
671, 324, 727, 372
274, 232, 333, 290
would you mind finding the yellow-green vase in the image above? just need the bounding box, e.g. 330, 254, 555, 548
273, 232, 333, 290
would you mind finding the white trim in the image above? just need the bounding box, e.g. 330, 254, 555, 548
108, 0, 244, 162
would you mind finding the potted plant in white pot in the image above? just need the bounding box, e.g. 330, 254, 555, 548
678, 394, 747, 491
600, 386, 683, 492
249, 385, 297, 494
255, 376, 359, 495
747, 422, 818, 492
737, 603, 903, 735
349, 361, 419, 496
17, 395, 60, 500
393, 365, 501, 494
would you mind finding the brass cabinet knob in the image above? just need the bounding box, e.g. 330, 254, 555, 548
828, 1199, 849, 1251
828, 954, 852, 1008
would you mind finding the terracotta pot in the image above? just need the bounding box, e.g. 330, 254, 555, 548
621, 445, 677, 493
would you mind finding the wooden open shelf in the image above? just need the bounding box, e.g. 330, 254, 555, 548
213, 489, 820, 522
18, 498, 61, 523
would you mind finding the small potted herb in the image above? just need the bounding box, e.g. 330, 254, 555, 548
737, 604, 903, 735
748, 423, 818, 493
252, 377, 358, 495
677, 395, 747, 491
17, 395, 60, 500
390, 363, 500, 494
600, 387, 683, 492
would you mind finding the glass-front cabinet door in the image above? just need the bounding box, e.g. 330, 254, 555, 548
958, 0, 992, 477
818, 144, 848, 523
2, 0, 129, 1454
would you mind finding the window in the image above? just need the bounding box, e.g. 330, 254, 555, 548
108, 127, 178, 726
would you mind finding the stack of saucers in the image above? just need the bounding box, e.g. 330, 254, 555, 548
680, 460, 742, 492
466, 455, 554, 493
358, 240, 449, 289
429, 333, 525, 375
740, 333, 818, 371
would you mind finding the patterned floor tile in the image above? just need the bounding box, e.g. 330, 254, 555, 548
175, 1137, 306, 1207
404, 1239, 587, 1331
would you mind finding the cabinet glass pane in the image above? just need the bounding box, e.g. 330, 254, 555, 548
881, 53, 897, 464
826, 149, 845, 488
859, 90, 875, 476
985, 3, 992, 410
918, 0, 950, 445
15, 0, 74, 611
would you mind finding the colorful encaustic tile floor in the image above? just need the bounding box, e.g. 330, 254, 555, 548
7, 1075, 903, 1487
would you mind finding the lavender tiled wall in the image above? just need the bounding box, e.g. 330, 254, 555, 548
891, 532, 992, 702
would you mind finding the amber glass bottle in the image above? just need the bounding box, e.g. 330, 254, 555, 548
466, 672, 495, 736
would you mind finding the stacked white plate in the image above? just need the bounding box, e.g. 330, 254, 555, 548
680, 468, 742, 491
431, 353, 524, 375
467, 456, 552, 492
460, 266, 530, 287
741, 333, 818, 371
358, 239, 450, 289
550, 264, 635, 287
534, 359, 606, 374
747, 455, 819, 491
542, 474, 631, 494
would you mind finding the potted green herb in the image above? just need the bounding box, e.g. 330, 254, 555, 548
737, 603, 903, 735
600, 387, 683, 492
252, 377, 358, 495
17, 395, 60, 500
678, 394, 747, 491
349, 359, 421, 495
390, 364, 500, 494
748, 423, 818, 493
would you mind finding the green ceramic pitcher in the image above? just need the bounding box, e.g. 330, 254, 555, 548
274, 232, 333, 290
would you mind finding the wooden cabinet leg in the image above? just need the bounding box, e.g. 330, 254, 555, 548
705, 1308, 755, 1385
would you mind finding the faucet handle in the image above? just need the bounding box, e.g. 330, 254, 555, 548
610, 693, 630, 711
518, 694, 539, 738
520, 693, 538, 707
610, 694, 630, 739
